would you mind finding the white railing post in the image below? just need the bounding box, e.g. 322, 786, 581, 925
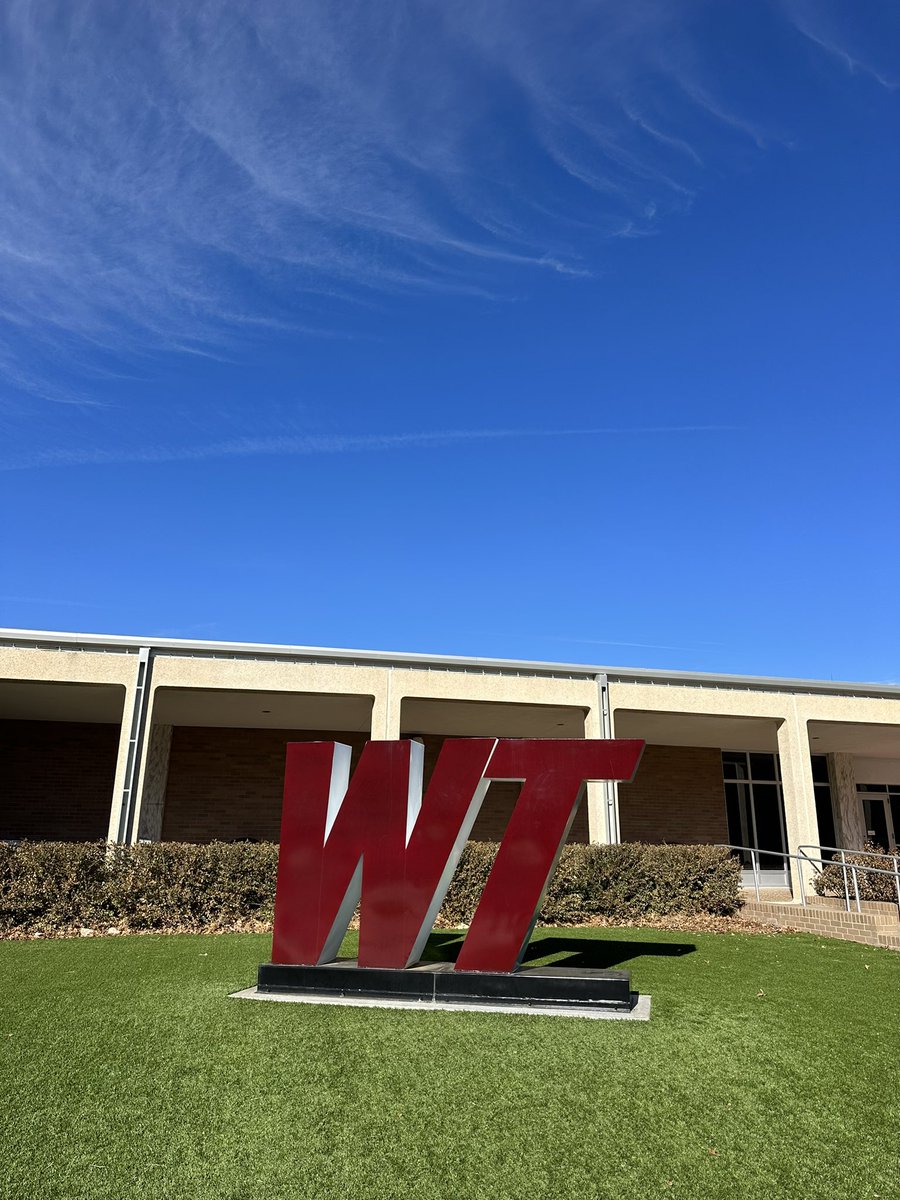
840, 851, 850, 913
851, 864, 861, 913
751, 848, 761, 901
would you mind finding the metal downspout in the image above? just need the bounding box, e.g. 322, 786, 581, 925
116, 646, 153, 844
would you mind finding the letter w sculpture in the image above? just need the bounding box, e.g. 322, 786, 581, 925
272, 738, 643, 975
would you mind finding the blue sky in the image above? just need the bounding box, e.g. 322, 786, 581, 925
1, 0, 898, 681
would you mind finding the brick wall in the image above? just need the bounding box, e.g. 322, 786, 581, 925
417, 736, 590, 844
0, 718, 119, 840
161, 729, 590, 845
161, 727, 370, 843
618, 743, 727, 845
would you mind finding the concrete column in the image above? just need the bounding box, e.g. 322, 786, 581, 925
369, 669, 402, 739
136, 724, 172, 841
777, 707, 820, 896
106, 682, 138, 843
828, 753, 864, 850
584, 696, 613, 844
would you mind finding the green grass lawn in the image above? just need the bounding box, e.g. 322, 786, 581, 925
2, 927, 897, 1200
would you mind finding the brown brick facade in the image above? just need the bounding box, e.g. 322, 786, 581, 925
417, 736, 589, 844
161, 729, 590, 845
0, 723, 726, 848
618, 743, 727, 845
0, 719, 119, 840
162, 727, 369, 843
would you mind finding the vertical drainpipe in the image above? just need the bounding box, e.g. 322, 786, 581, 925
596, 673, 620, 844
116, 646, 154, 844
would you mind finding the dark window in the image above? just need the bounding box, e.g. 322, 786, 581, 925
752, 783, 786, 868
749, 752, 778, 781
864, 799, 890, 852
811, 755, 837, 854
722, 752, 748, 780
811, 756, 830, 785
814, 789, 837, 853
725, 781, 751, 851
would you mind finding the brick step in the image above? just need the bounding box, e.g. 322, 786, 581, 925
806, 897, 899, 916
747, 915, 898, 934
742, 894, 900, 916
748, 925, 897, 949
743, 898, 897, 916
742, 902, 899, 929
783, 913, 899, 929
739, 901, 900, 951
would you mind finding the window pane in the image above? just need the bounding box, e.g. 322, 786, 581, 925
724, 783, 750, 859
749, 753, 777, 781
753, 782, 786, 867
864, 800, 890, 851
814, 784, 837, 853
810, 755, 830, 785
722, 752, 747, 780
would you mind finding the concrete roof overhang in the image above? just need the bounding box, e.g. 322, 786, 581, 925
613, 709, 900, 760
0, 679, 125, 723
147, 690, 587, 736
152, 687, 373, 732
401, 697, 586, 737
807, 721, 900, 758
613, 709, 780, 752
2, 627, 900, 702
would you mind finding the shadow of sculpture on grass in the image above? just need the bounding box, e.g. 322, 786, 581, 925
422, 931, 695, 971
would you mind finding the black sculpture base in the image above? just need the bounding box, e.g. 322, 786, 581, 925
257, 959, 634, 1012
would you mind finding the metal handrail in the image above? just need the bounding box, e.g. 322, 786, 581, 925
718, 842, 900, 916
798, 842, 899, 862
797, 843, 900, 915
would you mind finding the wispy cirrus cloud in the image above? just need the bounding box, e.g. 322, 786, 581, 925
0, 1, 780, 404
782, 0, 898, 89
0, 423, 738, 472
0, 1, 893, 408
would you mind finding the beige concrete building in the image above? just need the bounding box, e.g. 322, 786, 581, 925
2, 627, 899, 894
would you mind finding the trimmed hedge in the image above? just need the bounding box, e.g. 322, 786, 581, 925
811, 842, 900, 904
442, 842, 741, 925
0, 839, 741, 936
0, 841, 279, 935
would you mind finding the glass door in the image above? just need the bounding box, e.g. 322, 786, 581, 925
855, 783, 900, 852
862, 796, 890, 851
